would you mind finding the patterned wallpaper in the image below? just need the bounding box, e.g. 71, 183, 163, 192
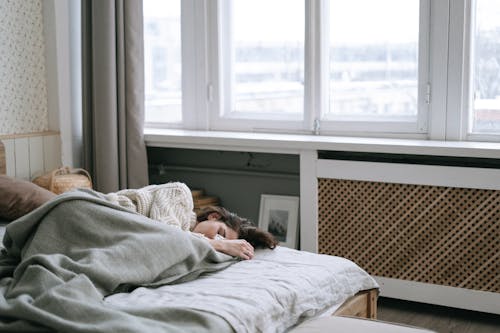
0, 0, 49, 135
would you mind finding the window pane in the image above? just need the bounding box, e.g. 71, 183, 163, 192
143, 0, 182, 123
230, 0, 304, 116
327, 0, 419, 121
471, 0, 500, 134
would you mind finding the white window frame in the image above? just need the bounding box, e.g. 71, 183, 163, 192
465, 0, 500, 142
207, 0, 310, 133
446, 0, 500, 142
144, 0, 500, 143
143, 0, 185, 129
180, 0, 201, 130
444, 0, 470, 141
207, 0, 431, 136
317, 0, 431, 137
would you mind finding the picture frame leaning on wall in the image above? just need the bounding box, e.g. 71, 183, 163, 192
258, 194, 299, 249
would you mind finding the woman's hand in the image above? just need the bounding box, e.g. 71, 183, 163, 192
209, 239, 255, 260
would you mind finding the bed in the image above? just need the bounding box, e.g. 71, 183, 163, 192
0, 139, 378, 332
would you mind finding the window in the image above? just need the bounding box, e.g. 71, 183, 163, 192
327, 0, 420, 122
143, 0, 500, 142
213, 0, 306, 132
222, 0, 304, 119
143, 0, 182, 123
470, 0, 500, 135
212, 0, 427, 134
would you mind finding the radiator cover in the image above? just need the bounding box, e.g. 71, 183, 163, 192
318, 178, 499, 293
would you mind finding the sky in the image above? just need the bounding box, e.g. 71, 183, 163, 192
143, 0, 500, 44
233, 0, 419, 45
476, 0, 500, 31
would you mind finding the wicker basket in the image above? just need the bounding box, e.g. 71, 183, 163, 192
33, 167, 93, 194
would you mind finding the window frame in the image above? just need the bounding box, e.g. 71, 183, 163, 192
464, 0, 500, 141
208, 0, 310, 133
143, 0, 184, 127
143, 0, 500, 143
317, 0, 431, 137
208, 0, 431, 136
446, 0, 500, 142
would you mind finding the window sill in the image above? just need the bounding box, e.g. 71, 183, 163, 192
144, 128, 500, 159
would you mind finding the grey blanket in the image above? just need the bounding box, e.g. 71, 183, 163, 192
0, 190, 236, 333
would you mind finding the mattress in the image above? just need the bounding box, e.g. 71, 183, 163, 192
106, 246, 378, 333
0, 220, 377, 332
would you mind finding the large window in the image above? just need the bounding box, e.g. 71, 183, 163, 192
143, 0, 500, 142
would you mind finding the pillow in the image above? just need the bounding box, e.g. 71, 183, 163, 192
0, 175, 56, 221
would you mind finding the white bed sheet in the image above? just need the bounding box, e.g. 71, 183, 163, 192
106, 246, 378, 333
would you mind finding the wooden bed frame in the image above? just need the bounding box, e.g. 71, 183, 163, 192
0, 139, 379, 320
334, 288, 378, 319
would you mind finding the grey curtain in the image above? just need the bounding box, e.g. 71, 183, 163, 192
82, 0, 148, 193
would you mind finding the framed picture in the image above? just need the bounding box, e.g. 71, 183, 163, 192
258, 194, 299, 249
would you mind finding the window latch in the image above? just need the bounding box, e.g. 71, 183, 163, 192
313, 118, 321, 135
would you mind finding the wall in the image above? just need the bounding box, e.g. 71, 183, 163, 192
0, 0, 82, 169
0, 0, 49, 135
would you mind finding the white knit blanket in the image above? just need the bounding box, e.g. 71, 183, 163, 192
105, 182, 196, 231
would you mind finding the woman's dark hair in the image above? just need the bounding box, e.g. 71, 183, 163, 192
196, 206, 278, 249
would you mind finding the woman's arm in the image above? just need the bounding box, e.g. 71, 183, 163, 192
208, 239, 255, 260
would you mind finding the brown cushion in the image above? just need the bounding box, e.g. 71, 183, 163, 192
0, 175, 56, 221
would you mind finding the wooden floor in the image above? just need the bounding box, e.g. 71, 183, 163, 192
377, 297, 500, 333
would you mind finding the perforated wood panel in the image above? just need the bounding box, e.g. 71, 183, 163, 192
318, 178, 500, 293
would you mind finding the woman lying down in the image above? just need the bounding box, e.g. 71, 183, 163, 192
1, 181, 279, 333
104, 182, 278, 260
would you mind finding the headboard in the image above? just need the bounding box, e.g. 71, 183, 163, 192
0, 133, 61, 179
0, 140, 5, 175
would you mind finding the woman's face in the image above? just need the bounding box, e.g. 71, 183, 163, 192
193, 220, 238, 240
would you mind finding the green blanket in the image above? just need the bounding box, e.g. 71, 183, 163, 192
0, 190, 236, 333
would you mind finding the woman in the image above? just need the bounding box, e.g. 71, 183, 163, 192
193, 206, 278, 260
104, 182, 277, 260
